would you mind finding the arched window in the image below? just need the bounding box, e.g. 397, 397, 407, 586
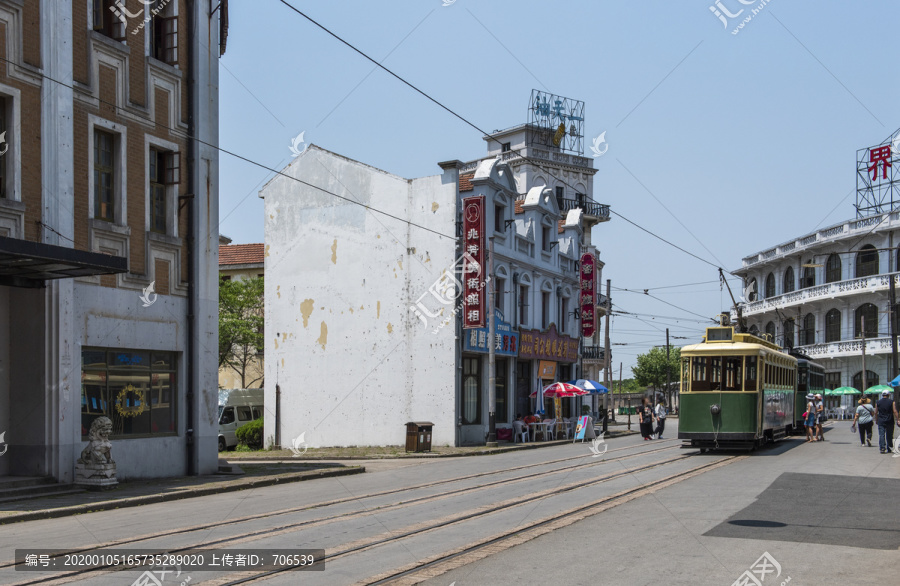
783, 267, 795, 294
765, 321, 776, 340
852, 370, 879, 391
855, 244, 879, 278
801, 263, 815, 288
800, 313, 816, 345
825, 309, 841, 342
825, 254, 841, 283
765, 273, 775, 298
745, 278, 758, 302
783, 318, 795, 348
854, 303, 878, 337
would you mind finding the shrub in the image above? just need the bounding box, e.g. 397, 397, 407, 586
235, 418, 263, 450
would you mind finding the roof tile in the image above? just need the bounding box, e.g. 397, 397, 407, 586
219, 243, 265, 266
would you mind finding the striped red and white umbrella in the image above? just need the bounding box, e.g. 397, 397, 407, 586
530, 382, 589, 398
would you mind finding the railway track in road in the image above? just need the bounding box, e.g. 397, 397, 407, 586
3, 440, 689, 585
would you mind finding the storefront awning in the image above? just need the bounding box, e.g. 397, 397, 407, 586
0, 235, 128, 288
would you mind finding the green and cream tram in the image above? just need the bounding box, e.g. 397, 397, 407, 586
679, 327, 796, 451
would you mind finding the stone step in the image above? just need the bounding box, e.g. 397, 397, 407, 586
217, 459, 244, 475
0, 483, 84, 503
0, 476, 57, 490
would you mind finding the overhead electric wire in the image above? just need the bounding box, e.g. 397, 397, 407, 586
277, 0, 737, 275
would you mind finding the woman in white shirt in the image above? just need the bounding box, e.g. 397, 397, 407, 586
851, 397, 876, 447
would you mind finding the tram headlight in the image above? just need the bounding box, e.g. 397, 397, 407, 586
710, 404, 721, 415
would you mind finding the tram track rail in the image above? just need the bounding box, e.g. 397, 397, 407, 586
213, 454, 744, 585
4, 440, 687, 585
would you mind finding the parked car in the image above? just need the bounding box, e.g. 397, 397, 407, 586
218, 388, 263, 452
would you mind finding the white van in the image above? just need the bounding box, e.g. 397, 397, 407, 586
218, 388, 264, 452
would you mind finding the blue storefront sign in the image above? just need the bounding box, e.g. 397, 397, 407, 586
463, 309, 519, 356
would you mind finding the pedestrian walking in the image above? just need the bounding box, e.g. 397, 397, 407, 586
654, 399, 667, 439
639, 397, 655, 441
803, 393, 816, 443
851, 397, 875, 447
814, 393, 825, 441
875, 389, 900, 454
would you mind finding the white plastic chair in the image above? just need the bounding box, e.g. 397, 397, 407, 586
512, 421, 529, 443
543, 418, 557, 441
558, 418, 571, 440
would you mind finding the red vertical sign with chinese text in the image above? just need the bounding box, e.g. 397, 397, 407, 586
580, 253, 596, 337
463, 196, 486, 329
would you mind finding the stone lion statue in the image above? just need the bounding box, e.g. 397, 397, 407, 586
79, 416, 114, 465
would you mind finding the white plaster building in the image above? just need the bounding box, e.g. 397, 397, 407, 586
735, 212, 900, 391
263, 121, 611, 446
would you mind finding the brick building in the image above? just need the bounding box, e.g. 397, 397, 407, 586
0, 0, 225, 483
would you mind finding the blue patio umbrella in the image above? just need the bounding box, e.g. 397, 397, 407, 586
568, 379, 609, 394
890, 374, 900, 388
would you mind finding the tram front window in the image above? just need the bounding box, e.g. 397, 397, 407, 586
745, 356, 757, 391
724, 357, 742, 390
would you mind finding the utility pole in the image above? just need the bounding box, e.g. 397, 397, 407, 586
486, 238, 497, 447
618, 362, 622, 421
666, 328, 671, 409
860, 314, 867, 393
603, 279, 611, 433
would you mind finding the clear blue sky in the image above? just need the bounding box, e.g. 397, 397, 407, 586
218, 0, 899, 377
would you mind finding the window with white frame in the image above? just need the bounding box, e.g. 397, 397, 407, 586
93, 0, 125, 41
518, 283, 529, 326
149, 146, 179, 234
559, 296, 568, 334
149, 0, 178, 65
541, 291, 550, 329
94, 129, 115, 221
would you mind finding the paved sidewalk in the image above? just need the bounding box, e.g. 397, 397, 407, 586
0, 461, 363, 525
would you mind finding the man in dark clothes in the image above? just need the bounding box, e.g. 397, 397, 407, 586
875, 390, 900, 454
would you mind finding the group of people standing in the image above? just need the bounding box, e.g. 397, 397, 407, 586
638, 397, 667, 440
851, 390, 900, 453
803, 393, 826, 442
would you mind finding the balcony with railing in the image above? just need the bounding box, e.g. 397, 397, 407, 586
556, 197, 610, 221
740, 272, 900, 317
795, 336, 894, 359
582, 345, 607, 362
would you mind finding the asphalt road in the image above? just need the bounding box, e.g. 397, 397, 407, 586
1, 420, 897, 586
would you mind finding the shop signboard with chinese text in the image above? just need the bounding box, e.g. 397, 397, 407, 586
580, 253, 596, 337
855, 129, 900, 217
519, 324, 579, 363
462, 196, 485, 329
463, 309, 519, 356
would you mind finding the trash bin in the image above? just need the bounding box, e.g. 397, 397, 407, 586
405, 421, 434, 453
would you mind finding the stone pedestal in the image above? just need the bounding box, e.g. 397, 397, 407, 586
75, 462, 118, 490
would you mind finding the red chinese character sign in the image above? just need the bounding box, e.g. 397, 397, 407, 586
462, 196, 485, 329
580, 253, 596, 337
855, 130, 900, 218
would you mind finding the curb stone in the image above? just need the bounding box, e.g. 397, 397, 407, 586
0, 466, 364, 525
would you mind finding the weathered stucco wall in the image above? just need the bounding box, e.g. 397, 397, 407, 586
263, 147, 458, 447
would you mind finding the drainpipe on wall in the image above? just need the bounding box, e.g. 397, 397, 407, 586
184, 0, 197, 476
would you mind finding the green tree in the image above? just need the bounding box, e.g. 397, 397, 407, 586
632, 346, 681, 396
614, 378, 644, 394
219, 276, 265, 388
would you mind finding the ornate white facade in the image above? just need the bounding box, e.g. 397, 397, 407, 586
735, 212, 900, 390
